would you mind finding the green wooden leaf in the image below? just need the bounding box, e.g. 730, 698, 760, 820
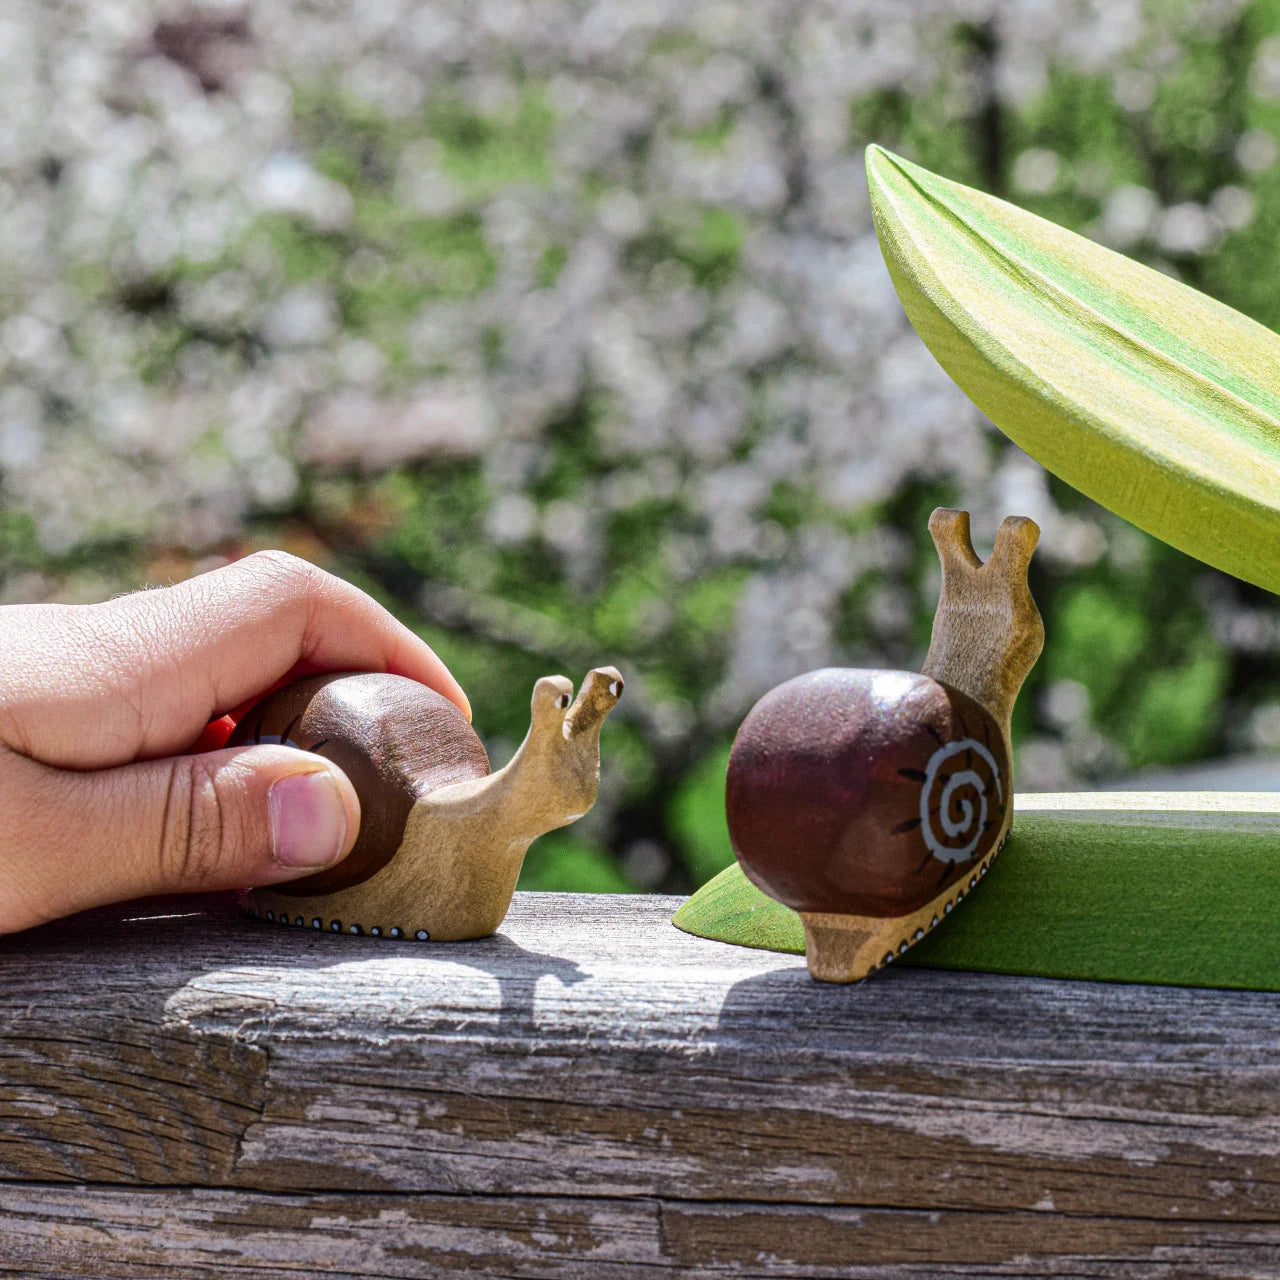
672, 793, 1280, 990
672, 858, 806, 955
865, 145, 1280, 595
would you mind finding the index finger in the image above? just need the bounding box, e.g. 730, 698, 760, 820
0, 550, 471, 769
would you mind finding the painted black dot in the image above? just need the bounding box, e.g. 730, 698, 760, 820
370, 927, 382, 937
330, 920, 342, 932
389, 927, 403, 939
312, 918, 321, 929
348, 924, 362, 935
415, 929, 429, 941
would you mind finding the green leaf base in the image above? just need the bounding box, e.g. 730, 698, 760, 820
672, 792, 1280, 990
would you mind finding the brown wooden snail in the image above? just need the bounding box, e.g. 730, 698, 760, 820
233, 666, 623, 940
725, 509, 1043, 983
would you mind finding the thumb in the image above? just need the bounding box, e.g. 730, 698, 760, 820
0, 745, 360, 932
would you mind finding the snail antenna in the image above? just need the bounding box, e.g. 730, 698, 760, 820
927, 507, 983, 577
922, 507, 1044, 735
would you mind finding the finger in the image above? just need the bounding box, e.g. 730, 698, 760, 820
188, 657, 347, 753
0, 744, 361, 935
0, 550, 470, 768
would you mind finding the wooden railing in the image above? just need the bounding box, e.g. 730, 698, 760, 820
1, 891, 1275, 1276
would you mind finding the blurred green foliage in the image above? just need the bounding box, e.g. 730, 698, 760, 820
6, 1, 1280, 898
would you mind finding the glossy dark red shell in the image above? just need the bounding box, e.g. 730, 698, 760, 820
725, 668, 1007, 918
227, 671, 490, 896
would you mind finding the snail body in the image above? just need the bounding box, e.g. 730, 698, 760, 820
726, 509, 1043, 983
237, 666, 623, 941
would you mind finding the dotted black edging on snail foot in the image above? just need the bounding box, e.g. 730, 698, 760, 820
248, 906, 429, 942
872, 828, 1009, 972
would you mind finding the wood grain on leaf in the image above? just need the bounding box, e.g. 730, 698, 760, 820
865, 144, 1280, 595
674, 791, 1280, 990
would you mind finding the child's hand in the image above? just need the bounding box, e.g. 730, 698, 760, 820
0, 551, 470, 935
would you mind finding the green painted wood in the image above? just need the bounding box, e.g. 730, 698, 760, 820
865, 145, 1280, 596
672, 792, 1280, 990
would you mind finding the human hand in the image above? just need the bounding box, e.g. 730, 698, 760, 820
0, 551, 470, 935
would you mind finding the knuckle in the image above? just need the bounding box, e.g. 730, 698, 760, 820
159, 757, 238, 890
240, 549, 334, 634
243, 549, 323, 595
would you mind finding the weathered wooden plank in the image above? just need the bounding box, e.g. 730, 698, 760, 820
2, 892, 1280, 1230
3, 1183, 1280, 1279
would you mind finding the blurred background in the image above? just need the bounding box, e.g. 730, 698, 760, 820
1, 0, 1278, 894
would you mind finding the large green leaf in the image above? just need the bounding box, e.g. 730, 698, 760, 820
866, 145, 1280, 595
672, 792, 1280, 990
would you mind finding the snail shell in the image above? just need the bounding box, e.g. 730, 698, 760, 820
726, 667, 1008, 918
226, 671, 490, 896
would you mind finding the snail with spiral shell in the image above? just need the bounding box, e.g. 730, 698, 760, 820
726, 509, 1044, 983
232, 666, 623, 942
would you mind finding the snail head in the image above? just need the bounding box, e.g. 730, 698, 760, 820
924, 508, 1045, 721
525, 667, 625, 820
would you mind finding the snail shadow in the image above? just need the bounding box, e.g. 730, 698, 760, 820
709, 952, 961, 1053
1, 894, 588, 1043
236, 908, 590, 1038
408, 930, 591, 1038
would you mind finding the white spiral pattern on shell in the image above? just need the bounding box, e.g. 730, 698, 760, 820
918, 737, 1003, 864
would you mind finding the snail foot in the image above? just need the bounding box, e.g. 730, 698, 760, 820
242, 899, 431, 943
799, 833, 1007, 983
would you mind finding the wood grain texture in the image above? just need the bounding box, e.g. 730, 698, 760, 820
922, 508, 1043, 745
227, 671, 492, 896
4, 1184, 1280, 1278
4, 892, 1280, 1275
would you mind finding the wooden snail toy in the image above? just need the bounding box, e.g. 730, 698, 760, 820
725, 509, 1044, 983
233, 666, 623, 940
